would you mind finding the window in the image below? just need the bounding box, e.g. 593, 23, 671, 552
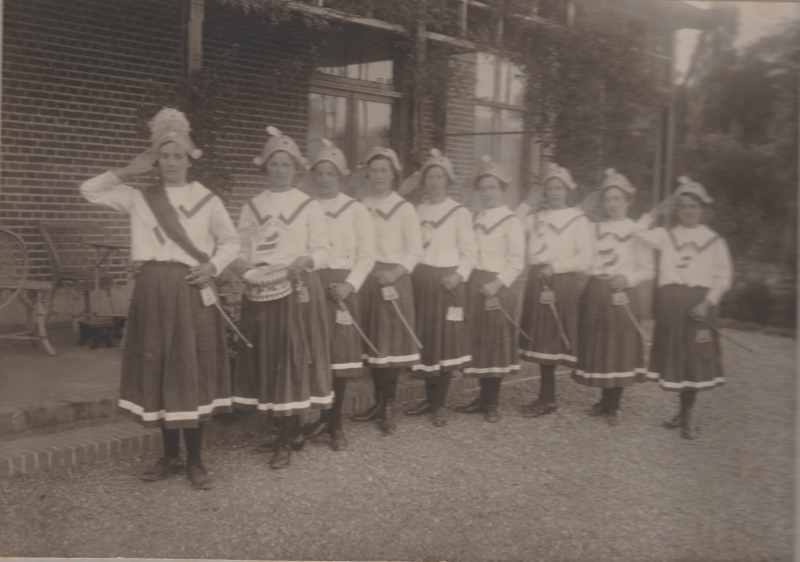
473, 53, 530, 206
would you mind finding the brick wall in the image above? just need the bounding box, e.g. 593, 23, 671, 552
0, 0, 313, 288
444, 53, 477, 207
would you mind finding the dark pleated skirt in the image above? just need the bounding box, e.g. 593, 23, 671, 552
649, 284, 725, 391
462, 269, 520, 379
119, 261, 232, 429
317, 268, 365, 378
410, 264, 471, 376
233, 270, 333, 416
573, 276, 649, 388
361, 262, 421, 368
518, 265, 580, 367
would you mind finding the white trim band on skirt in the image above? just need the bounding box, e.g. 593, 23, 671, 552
574, 368, 655, 380
463, 364, 521, 375
412, 354, 472, 372
119, 398, 233, 422
649, 376, 726, 389
232, 393, 335, 411
366, 353, 421, 366
332, 361, 365, 371
519, 349, 577, 363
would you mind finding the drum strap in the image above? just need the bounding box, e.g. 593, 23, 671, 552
143, 184, 211, 264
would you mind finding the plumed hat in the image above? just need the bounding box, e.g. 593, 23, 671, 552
253, 126, 306, 169
543, 163, 576, 191
475, 155, 511, 186
421, 148, 457, 182
674, 176, 713, 204
363, 146, 402, 173
309, 138, 350, 176
601, 168, 635, 195
149, 108, 202, 159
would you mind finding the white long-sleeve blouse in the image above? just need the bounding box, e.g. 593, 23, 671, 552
525, 207, 593, 274
588, 219, 655, 288
473, 206, 525, 288
417, 197, 477, 281
361, 191, 423, 274
318, 192, 376, 292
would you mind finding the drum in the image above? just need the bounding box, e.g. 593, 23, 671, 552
243, 264, 292, 302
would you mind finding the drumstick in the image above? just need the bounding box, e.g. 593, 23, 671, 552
543, 284, 571, 350
390, 298, 424, 349
695, 317, 755, 353
478, 284, 532, 342
208, 284, 253, 348
619, 297, 651, 345
339, 301, 383, 358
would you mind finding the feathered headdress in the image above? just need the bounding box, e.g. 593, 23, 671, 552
542, 163, 576, 191
475, 154, 511, 186
421, 148, 457, 182
148, 108, 202, 159
674, 176, 713, 204
309, 138, 350, 176
601, 168, 635, 195
253, 126, 306, 169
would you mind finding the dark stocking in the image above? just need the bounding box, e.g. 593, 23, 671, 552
478, 378, 490, 405
330, 378, 348, 431
162, 427, 181, 459
276, 415, 298, 447
539, 364, 556, 403
434, 372, 452, 411
383, 368, 399, 401
183, 424, 204, 466
484, 378, 502, 407
370, 369, 385, 400
681, 388, 696, 411
606, 388, 623, 412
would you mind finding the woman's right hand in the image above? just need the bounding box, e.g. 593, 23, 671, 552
480, 278, 503, 298
113, 149, 158, 183
649, 195, 678, 218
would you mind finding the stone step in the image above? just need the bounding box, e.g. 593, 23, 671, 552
0, 370, 539, 479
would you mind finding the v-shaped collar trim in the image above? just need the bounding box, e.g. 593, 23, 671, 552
595, 220, 634, 243
420, 199, 465, 230
323, 195, 357, 220
537, 208, 586, 235
474, 207, 515, 235
247, 189, 313, 227
367, 193, 409, 221
668, 225, 719, 253
172, 183, 216, 219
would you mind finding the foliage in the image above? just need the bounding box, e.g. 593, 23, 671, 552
673, 11, 798, 276
720, 279, 776, 325
138, 49, 240, 198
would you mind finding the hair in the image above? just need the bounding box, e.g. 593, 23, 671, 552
474, 173, 508, 191
422, 164, 452, 186
366, 154, 399, 186
263, 149, 299, 173
311, 159, 345, 177
601, 185, 635, 203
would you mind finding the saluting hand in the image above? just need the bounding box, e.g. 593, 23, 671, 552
650, 195, 678, 218
441, 273, 463, 292
113, 148, 159, 183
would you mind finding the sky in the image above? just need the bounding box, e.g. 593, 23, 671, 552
674, 1, 800, 79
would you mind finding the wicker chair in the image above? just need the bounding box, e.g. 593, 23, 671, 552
0, 227, 56, 355
39, 220, 117, 332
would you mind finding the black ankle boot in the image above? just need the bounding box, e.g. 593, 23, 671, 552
141, 456, 184, 481
521, 400, 557, 418
330, 429, 348, 451
352, 398, 383, 422
304, 421, 329, 440
379, 399, 396, 434
455, 398, 485, 414
404, 401, 433, 416
186, 463, 213, 490
270, 444, 292, 469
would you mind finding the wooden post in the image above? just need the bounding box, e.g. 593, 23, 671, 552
412, 10, 427, 162
186, 0, 205, 73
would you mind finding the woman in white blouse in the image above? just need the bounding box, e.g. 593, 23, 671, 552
351, 147, 423, 434
232, 127, 332, 468
458, 156, 525, 422
518, 163, 593, 418
303, 139, 376, 450
404, 149, 477, 427
635, 177, 732, 439
573, 169, 654, 426
80, 109, 240, 490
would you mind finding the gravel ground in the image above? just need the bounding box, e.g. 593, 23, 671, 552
0, 330, 794, 562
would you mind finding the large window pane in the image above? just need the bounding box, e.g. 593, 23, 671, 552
498, 109, 525, 205
475, 53, 496, 100
318, 60, 394, 86
508, 64, 527, 106
356, 100, 392, 164
308, 93, 348, 162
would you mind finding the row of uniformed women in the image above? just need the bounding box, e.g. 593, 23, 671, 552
80, 108, 732, 490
